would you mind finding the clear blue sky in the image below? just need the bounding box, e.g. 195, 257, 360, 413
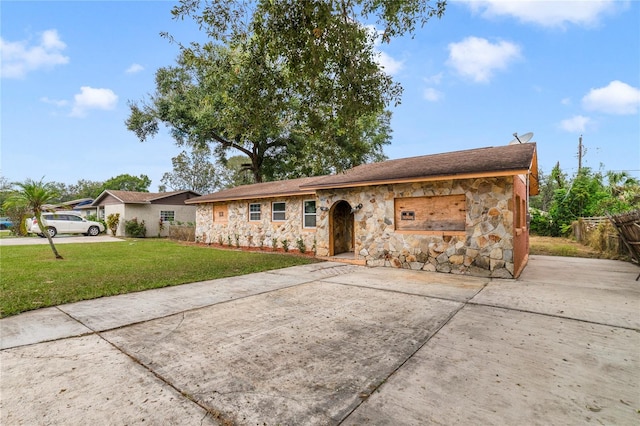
2, 0, 639, 192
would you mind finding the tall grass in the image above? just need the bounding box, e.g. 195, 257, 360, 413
0, 239, 317, 317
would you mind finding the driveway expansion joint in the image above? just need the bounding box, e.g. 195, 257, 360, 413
466, 299, 640, 332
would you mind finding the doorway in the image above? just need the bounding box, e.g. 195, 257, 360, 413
330, 200, 354, 256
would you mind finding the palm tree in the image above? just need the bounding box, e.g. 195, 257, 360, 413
3, 178, 63, 259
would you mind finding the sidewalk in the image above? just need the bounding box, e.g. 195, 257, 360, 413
1, 256, 638, 425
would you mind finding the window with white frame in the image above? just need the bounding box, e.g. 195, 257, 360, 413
160, 210, 175, 222
303, 200, 316, 228
249, 203, 261, 221
272, 202, 286, 221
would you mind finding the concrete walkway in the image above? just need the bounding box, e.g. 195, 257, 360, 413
1, 256, 638, 425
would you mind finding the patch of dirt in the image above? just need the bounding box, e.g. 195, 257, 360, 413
529, 236, 606, 259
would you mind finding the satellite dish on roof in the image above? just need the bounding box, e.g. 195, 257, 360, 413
509, 131, 534, 145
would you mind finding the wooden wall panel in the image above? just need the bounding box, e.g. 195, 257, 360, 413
395, 194, 466, 231
213, 204, 228, 223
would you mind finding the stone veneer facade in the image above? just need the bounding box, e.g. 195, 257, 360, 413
195, 195, 318, 253
194, 176, 522, 278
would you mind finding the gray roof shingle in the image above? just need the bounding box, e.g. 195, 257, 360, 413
185, 176, 319, 204
187, 143, 538, 203
301, 143, 537, 189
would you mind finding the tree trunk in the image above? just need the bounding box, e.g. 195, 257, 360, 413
36, 212, 63, 260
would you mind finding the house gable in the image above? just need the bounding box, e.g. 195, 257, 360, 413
91, 190, 200, 237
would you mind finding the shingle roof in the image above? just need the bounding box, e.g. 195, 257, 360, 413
301, 143, 537, 189
92, 190, 200, 205
187, 143, 538, 203
186, 176, 319, 204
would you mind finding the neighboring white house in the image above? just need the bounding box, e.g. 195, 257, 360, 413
91, 190, 200, 237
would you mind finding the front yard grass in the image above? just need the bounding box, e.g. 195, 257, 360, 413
0, 239, 318, 318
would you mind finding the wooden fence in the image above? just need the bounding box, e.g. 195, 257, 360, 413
572, 217, 622, 256
607, 210, 640, 279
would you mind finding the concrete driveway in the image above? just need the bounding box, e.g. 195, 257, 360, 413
0, 235, 123, 246
1, 256, 638, 425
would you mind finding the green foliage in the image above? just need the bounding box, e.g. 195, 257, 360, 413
296, 237, 306, 254
529, 208, 553, 236
531, 165, 640, 237
271, 237, 278, 250
101, 174, 151, 194
160, 145, 221, 193
3, 177, 63, 259
86, 214, 107, 231
128, 0, 437, 183
124, 218, 147, 238
281, 239, 289, 252
218, 155, 256, 189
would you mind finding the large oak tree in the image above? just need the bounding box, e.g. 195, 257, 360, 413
127, 0, 446, 183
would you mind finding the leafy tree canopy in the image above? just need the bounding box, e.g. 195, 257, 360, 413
530, 165, 640, 236
160, 146, 221, 194
127, 0, 444, 183
100, 174, 151, 194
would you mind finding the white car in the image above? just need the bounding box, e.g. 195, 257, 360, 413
26, 212, 105, 238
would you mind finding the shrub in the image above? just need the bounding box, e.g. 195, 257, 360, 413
124, 217, 146, 238
271, 238, 278, 250
529, 208, 553, 236
281, 239, 289, 252
296, 237, 306, 253
106, 213, 120, 236
87, 214, 107, 231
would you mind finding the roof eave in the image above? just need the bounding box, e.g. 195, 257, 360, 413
186, 190, 317, 204
302, 169, 534, 190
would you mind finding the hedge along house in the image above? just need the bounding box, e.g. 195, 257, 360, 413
91, 190, 201, 237
188, 143, 539, 278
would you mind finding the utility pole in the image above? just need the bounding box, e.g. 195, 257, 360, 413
577, 134, 584, 172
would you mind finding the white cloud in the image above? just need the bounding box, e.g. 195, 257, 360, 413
560, 115, 591, 132
0, 29, 69, 79
424, 73, 443, 85
460, 0, 624, 28
70, 86, 118, 117
365, 24, 404, 75
561, 97, 572, 106
423, 88, 443, 102
581, 80, 640, 115
126, 63, 144, 74
40, 97, 69, 107
376, 51, 403, 75
446, 36, 521, 83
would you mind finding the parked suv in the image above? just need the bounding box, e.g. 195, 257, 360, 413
26, 212, 105, 238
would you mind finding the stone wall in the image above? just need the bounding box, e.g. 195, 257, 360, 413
194, 196, 317, 252
315, 177, 516, 278
193, 177, 518, 278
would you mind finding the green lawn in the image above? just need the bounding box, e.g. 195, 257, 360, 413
0, 239, 318, 318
